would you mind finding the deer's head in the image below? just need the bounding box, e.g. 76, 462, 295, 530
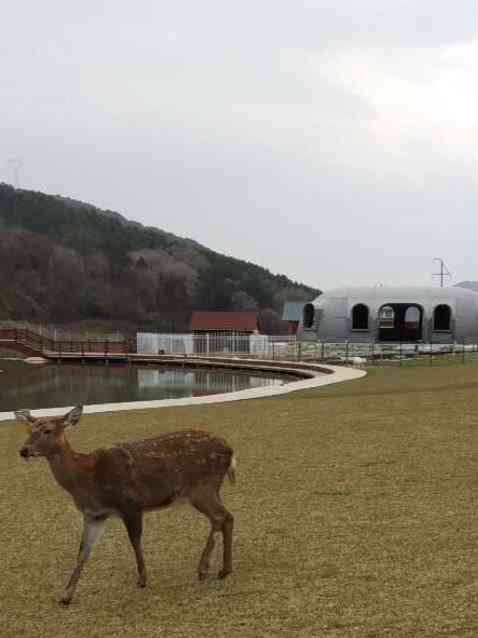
16, 406, 83, 460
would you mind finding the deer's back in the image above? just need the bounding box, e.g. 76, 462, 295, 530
93, 430, 233, 511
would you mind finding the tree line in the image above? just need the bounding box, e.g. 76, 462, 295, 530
0, 184, 319, 332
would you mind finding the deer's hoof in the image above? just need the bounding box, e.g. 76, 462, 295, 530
59, 594, 72, 606
198, 571, 208, 582
218, 568, 232, 580
137, 578, 147, 589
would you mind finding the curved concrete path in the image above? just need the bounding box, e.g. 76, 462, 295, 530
0, 361, 366, 422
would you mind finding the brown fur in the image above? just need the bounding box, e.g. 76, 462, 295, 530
16, 407, 235, 605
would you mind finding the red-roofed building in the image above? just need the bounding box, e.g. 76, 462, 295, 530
190, 311, 260, 353
190, 311, 259, 334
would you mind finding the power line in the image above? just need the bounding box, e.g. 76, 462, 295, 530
432, 258, 451, 288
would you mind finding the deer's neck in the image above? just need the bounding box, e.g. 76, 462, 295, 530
47, 440, 96, 494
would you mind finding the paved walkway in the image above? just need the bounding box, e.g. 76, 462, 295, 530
0, 361, 366, 422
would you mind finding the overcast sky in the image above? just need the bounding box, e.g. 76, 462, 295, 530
2, 1, 478, 291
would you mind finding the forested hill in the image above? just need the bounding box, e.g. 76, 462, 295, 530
0, 184, 319, 331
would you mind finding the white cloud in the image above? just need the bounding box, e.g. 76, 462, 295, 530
3, 1, 478, 288
306, 40, 478, 177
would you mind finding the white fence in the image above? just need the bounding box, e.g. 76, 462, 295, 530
136, 332, 478, 364
137, 333, 293, 358
137, 333, 195, 355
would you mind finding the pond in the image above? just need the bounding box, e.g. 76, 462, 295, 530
0, 359, 298, 412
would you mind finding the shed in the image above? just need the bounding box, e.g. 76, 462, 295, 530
190, 311, 260, 353
190, 311, 259, 334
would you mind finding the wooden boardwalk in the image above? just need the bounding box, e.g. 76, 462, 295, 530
0, 326, 133, 361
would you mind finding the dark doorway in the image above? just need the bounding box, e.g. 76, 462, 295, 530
352, 304, 369, 330
378, 303, 423, 341
433, 305, 451, 331
303, 303, 315, 329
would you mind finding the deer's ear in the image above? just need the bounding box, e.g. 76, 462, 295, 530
14, 410, 34, 423
63, 405, 83, 427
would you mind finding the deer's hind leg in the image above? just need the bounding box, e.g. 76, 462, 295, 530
189, 486, 234, 581
122, 511, 147, 588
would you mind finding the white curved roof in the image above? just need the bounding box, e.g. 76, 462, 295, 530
312, 285, 478, 305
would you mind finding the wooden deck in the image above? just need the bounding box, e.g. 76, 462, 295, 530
0, 325, 133, 361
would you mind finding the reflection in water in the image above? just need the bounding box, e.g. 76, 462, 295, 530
137, 368, 287, 398
0, 361, 297, 412
137, 369, 196, 391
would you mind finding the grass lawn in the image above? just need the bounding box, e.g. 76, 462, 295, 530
2, 363, 478, 637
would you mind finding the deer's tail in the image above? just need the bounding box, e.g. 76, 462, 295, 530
227, 454, 237, 485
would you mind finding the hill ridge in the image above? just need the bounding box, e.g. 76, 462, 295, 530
0, 183, 319, 330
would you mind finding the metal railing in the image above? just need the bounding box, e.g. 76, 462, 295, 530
136, 332, 478, 365
0, 322, 132, 355
3, 322, 478, 365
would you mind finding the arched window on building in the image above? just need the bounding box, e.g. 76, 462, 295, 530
433, 304, 451, 331
404, 306, 420, 328
379, 305, 395, 329
303, 303, 315, 329
352, 304, 369, 330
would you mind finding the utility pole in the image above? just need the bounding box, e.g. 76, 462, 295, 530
432, 258, 451, 288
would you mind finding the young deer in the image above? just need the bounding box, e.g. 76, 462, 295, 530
16, 406, 235, 605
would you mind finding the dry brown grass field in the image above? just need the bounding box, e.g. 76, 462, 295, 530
2, 363, 478, 637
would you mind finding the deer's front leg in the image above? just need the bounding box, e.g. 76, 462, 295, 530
60, 515, 106, 606
122, 511, 147, 588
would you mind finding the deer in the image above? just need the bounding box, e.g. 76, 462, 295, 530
15, 405, 236, 605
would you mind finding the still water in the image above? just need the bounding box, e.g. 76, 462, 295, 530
0, 359, 297, 412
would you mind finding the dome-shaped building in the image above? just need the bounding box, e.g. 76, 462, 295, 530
300, 286, 478, 343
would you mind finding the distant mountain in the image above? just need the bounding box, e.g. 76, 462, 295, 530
454, 281, 478, 293
0, 183, 319, 331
